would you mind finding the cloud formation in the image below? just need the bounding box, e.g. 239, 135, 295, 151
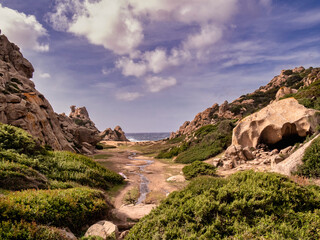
0, 4, 49, 52
116, 91, 143, 101
48, 0, 271, 96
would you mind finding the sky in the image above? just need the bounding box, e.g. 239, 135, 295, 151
0, 0, 320, 133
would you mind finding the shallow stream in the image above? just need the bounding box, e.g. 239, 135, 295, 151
127, 152, 154, 204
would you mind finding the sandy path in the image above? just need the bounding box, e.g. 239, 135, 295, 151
94, 145, 185, 223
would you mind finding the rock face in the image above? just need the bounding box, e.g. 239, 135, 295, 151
84, 220, 119, 240
0, 34, 73, 151
231, 98, 320, 149
57, 106, 102, 154
0, 34, 106, 154
100, 126, 128, 141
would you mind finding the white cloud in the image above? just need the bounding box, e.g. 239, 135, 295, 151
0, 4, 49, 52
48, 0, 143, 55
145, 76, 177, 92
184, 25, 223, 50
39, 73, 51, 78
116, 91, 143, 101
49, 0, 272, 94
116, 58, 147, 77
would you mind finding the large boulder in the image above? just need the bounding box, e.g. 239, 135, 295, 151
84, 220, 119, 240
232, 98, 320, 149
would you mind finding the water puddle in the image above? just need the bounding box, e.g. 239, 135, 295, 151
127, 152, 154, 204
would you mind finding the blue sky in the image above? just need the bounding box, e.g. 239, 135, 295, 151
0, 0, 320, 133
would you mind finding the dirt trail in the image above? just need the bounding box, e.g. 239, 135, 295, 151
93, 143, 185, 223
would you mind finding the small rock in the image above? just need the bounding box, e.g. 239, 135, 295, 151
243, 147, 254, 160
119, 230, 130, 240
167, 175, 186, 182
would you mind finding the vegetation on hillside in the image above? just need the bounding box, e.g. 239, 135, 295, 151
296, 135, 320, 177
182, 161, 216, 180
0, 188, 108, 235
284, 78, 320, 111
157, 120, 234, 163
126, 171, 320, 239
0, 123, 123, 238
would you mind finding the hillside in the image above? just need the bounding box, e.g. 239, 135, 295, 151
154, 67, 320, 164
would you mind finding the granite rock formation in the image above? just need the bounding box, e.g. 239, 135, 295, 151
231, 98, 320, 149
57, 106, 102, 154
0, 34, 107, 154
0, 34, 73, 151
100, 126, 128, 141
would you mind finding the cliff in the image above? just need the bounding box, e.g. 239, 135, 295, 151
0, 34, 128, 154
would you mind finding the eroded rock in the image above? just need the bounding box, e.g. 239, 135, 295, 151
232, 98, 320, 149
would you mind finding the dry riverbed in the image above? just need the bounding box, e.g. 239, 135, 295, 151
93, 141, 186, 223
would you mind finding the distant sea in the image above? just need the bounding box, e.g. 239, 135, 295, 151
126, 132, 171, 142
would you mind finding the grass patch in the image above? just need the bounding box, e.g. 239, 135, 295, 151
0, 149, 123, 191
0, 187, 109, 235
126, 171, 320, 239
182, 161, 216, 180
145, 191, 166, 204
123, 186, 140, 204
93, 153, 113, 159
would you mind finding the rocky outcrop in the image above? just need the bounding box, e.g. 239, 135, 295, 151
231, 98, 320, 148
0, 34, 73, 151
57, 106, 102, 154
275, 87, 297, 101
171, 66, 319, 139
0, 34, 104, 154
84, 220, 119, 240
100, 126, 128, 141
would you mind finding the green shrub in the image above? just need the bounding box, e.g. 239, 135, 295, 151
296, 136, 320, 177
0, 161, 48, 190
182, 161, 216, 180
175, 121, 233, 163
0, 149, 123, 190
283, 79, 320, 110
156, 141, 189, 159
126, 171, 320, 239
0, 124, 45, 155
123, 187, 140, 204
0, 187, 109, 234
80, 236, 104, 240
0, 220, 70, 240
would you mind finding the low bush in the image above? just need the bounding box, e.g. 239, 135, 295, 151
126, 171, 320, 239
182, 161, 216, 180
175, 120, 233, 163
0, 220, 70, 240
295, 136, 320, 177
123, 187, 140, 204
0, 161, 48, 190
0, 123, 44, 155
157, 120, 234, 163
0, 149, 123, 190
0, 187, 109, 234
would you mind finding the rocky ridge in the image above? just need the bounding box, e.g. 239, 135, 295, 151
171, 66, 320, 138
